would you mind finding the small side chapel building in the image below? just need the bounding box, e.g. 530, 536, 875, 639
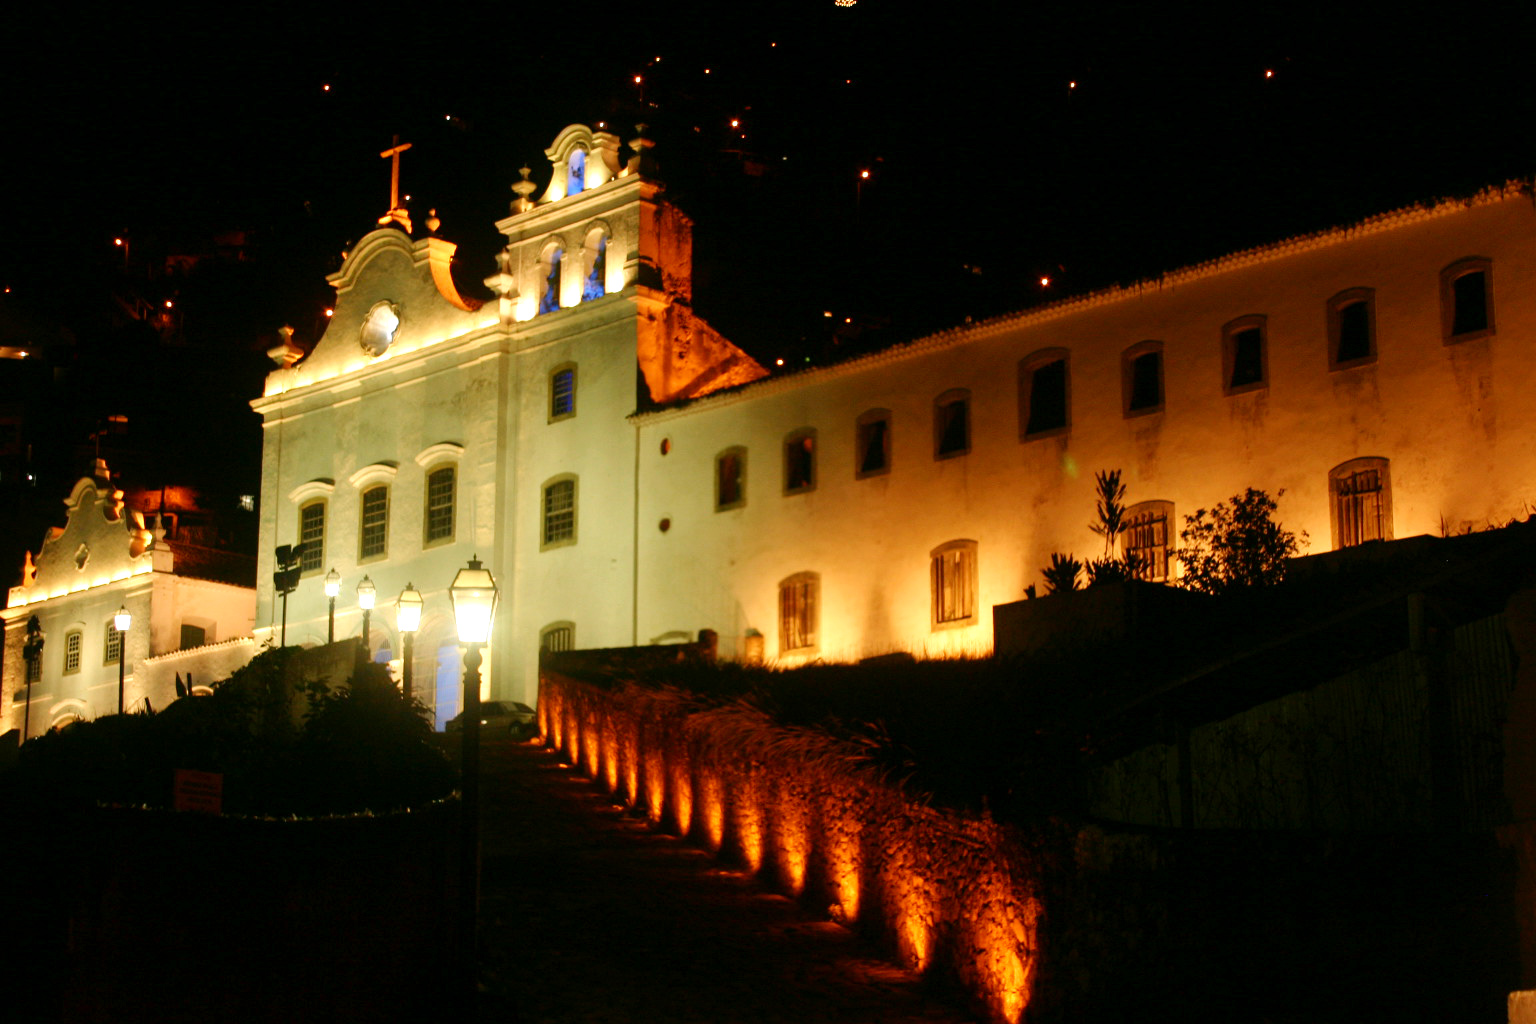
252, 122, 1536, 721
2, 462, 256, 734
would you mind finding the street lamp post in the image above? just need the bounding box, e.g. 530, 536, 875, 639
449, 556, 498, 1008
114, 605, 131, 714
21, 615, 44, 742
396, 582, 422, 701
356, 575, 376, 666
324, 568, 341, 644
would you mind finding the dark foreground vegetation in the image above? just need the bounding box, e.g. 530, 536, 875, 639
2, 648, 460, 1023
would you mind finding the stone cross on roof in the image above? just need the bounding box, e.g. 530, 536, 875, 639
377, 135, 414, 234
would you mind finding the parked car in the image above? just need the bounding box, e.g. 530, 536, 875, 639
445, 700, 537, 740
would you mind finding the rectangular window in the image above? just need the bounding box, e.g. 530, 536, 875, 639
1021, 356, 1069, 437
543, 478, 576, 546
180, 624, 206, 650
1329, 288, 1376, 368
716, 449, 746, 509
359, 486, 389, 559
104, 622, 122, 665
1123, 501, 1173, 582
550, 366, 576, 420
64, 631, 82, 674
856, 411, 890, 477
935, 391, 970, 458
299, 502, 325, 573
425, 466, 455, 543
1124, 344, 1164, 415
1442, 258, 1494, 343
1222, 316, 1267, 394
27, 652, 41, 683
778, 573, 819, 653
930, 541, 978, 628
784, 432, 816, 493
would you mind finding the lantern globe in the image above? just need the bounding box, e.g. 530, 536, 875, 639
450, 557, 498, 644
113, 606, 132, 632
397, 583, 423, 633
324, 568, 341, 598
356, 575, 377, 610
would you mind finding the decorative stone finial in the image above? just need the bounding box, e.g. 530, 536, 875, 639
267, 326, 304, 367
511, 167, 537, 214
425, 209, 441, 235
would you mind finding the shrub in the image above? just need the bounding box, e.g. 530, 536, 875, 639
1177, 488, 1306, 595
1043, 552, 1083, 593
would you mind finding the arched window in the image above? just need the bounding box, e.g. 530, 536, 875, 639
63, 630, 82, 674
582, 235, 607, 301
541, 475, 578, 549
1222, 316, 1267, 394
540, 621, 576, 653
298, 501, 326, 573
778, 572, 819, 654
359, 485, 389, 560
930, 540, 978, 629
568, 149, 587, 196
539, 244, 564, 314
1330, 457, 1392, 548
1328, 288, 1376, 369
549, 364, 577, 421
855, 409, 891, 477
424, 465, 456, 545
1122, 500, 1174, 582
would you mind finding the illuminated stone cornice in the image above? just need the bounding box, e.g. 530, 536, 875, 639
633, 182, 1533, 427
4, 563, 152, 613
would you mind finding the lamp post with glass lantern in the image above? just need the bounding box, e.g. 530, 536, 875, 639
396, 582, 422, 701
324, 568, 341, 643
114, 605, 131, 714
449, 556, 497, 1001
356, 575, 376, 665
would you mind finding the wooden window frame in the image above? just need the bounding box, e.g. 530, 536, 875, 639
1122, 500, 1174, 583
1329, 457, 1393, 549
778, 571, 820, 655
540, 621, 576, 653
1018, 349, 1070, 440
541, 475, 578, 550
1441, 257, 1495, 344
298, 500, 326, 575
930, 539, 979, 630
63, 630, 82, 675
855, 409, 892, 479
783, 429, 817, 495
424, 465, 456, 547
358, 485, 390, 562
549, 363, 577, 422
1222, 315, 1268, 396
1327, 288, 1377, 370
933, 389, 971, 460
103, 621, 122, 666
1122, 340, 1165, 417
716, 447, 747, 511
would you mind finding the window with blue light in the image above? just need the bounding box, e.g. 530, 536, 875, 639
583, 236, 607, 301
568, 149, 586, 196
540, 249, 562, 314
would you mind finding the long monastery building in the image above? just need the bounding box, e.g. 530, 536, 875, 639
249, 123, 1536, 722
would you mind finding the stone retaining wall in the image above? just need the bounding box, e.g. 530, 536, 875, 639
539, 670, 1042, 1024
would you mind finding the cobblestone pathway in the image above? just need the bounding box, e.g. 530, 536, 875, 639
475, 740, 976, 1024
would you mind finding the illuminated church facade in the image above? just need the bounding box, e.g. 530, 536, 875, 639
248, 123, 1536, 722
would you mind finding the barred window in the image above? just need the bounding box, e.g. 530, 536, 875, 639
779, 572, 819, 654
1331, 458, 1392, 548
425, 467, 455, 544
104, 621, 122, 665
359, 486, 389, 560
1123, 500, 1174, 582
298, 501, 325, 573
543, 477, 577, 547
930, 540, 978, 628
540, 622, 575, 653
64, 630, 82, 674
550, 366, 576, 420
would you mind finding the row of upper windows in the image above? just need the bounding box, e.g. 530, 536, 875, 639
1025, 258, 1495, 428
708, 262, 1493, 505
49, 621, 206, 677
297, 465, 457, 574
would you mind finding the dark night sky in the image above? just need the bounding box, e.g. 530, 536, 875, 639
0, 0, 1531, 529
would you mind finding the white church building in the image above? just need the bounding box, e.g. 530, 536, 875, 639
247, 123, 1534, 724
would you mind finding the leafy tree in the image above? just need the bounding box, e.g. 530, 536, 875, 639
1176, 488, 1306, 595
